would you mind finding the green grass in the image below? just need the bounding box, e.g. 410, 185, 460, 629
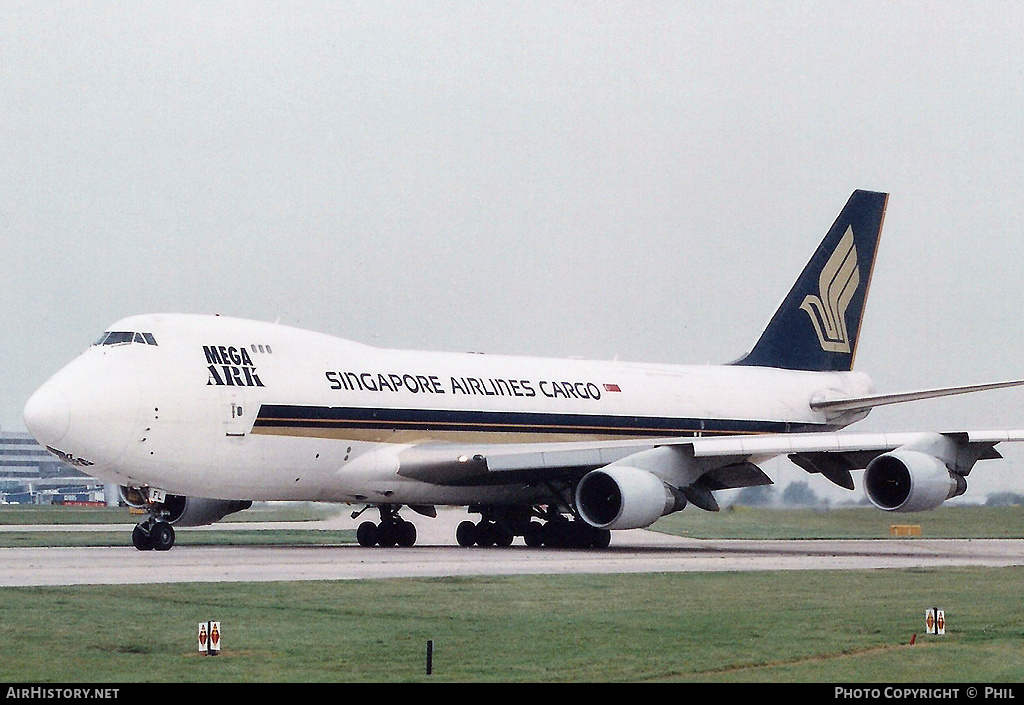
0, 503, 353, 547
1, 504, 1022, 682
1, 504, 1022, 547
0, 503, 336, 525
0, 568, 1021, 682
0, 529, 356, 548
0, 505, 137, 525
652, 504, 1024, 539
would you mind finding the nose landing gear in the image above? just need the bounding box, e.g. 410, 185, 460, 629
131, 518, 176, 551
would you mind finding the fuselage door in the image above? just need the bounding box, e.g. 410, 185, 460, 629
223, 395, 252, 437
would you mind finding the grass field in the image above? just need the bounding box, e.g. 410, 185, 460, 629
0, 503, 1022, 548
653, 503, 1024, 539
0, 502, 339, 525
0, 568, 1021, 682
0, 503, 354, 547
3, 502, 1023, 541
1, 503, 1021, 683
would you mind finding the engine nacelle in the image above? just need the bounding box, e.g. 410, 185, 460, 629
119, 486, 252, 526
162, 495, 254, 526
575, 466, 681, 530
863, 449, 968, 512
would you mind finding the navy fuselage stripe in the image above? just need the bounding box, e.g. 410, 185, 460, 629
253, 404, 829, 437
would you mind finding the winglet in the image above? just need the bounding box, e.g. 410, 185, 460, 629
733, 190, 889, 371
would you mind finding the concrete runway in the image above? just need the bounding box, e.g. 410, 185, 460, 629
3, 508, 1024, 587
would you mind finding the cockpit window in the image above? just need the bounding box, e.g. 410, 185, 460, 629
93, 331, 158, 346
96, 331, 134, 346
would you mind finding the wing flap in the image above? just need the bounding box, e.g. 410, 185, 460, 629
700, 462, 773, 491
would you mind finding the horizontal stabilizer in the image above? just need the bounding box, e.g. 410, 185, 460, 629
810, 379, 1024, 414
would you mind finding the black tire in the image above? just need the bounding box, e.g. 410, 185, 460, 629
356, 521, 378, 547
132, 524, 154, 551
523, 521, 544, 547
541, 521, 566, 548
493, 525, 514, 547
377, 522, 398, 547
475, 521, 495, 547
397, 521, 417, 547
590, 528, 612, 549
152, 522, 175, 551
456, 520, 477, 547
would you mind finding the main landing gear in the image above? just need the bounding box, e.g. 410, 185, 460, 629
350, 504, 612, 549
132, 517, 176, 551
355, 504, 418, 547
455, 505, 611, 549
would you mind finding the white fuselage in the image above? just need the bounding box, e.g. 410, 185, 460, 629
24, 313, 873, 505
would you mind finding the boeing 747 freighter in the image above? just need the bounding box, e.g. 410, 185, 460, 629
22, 191, 1024, 550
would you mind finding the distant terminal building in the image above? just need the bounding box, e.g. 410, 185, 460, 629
0, 427, 108, 504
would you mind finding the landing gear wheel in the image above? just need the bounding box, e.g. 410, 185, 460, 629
493, 524, 514, 547
474, 521, 495, 547
132, 520, 175, 551
541, 520, 566, 548
589, 528, 612, 549
355, 506, 418, 548
357, 521, 378, 547
456, 520, 476, 547
152, 522, 175, 551
132, 524, 154, 551
524, 521, 544, 547
533, 520, 609, 548
397, 520, 417, 548
377, 522, 398, 547
455, 519, 515, 547
456, 506, 613, 549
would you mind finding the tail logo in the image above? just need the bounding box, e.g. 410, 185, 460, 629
800, 226, 860, 353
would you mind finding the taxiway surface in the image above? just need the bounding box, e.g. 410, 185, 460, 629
2, 508, 1023, 587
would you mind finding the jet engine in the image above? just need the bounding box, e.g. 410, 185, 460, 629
120, 486, 252, 526
575, 466, 684, 530
863, 449, 967, 512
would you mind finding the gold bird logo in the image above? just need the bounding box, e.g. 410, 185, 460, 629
800, 226, 859, 353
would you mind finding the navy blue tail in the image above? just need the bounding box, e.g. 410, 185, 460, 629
732, 190, 889, 372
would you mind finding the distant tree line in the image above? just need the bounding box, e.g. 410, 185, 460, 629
985, 491, 1024, 507
733, 481, 831, 507
732, 483, 1024, 509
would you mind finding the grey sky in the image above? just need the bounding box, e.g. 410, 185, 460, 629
3, 2, 1023, 495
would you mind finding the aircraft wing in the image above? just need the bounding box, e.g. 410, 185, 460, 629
395, 429, 1024, 500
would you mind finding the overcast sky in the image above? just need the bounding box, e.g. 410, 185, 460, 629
3, 2, 1023, 496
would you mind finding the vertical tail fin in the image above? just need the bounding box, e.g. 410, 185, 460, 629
732, 190, 889, 371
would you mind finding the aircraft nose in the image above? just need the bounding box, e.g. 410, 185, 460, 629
24, 353, 141, 468
23, 380, 71, 448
